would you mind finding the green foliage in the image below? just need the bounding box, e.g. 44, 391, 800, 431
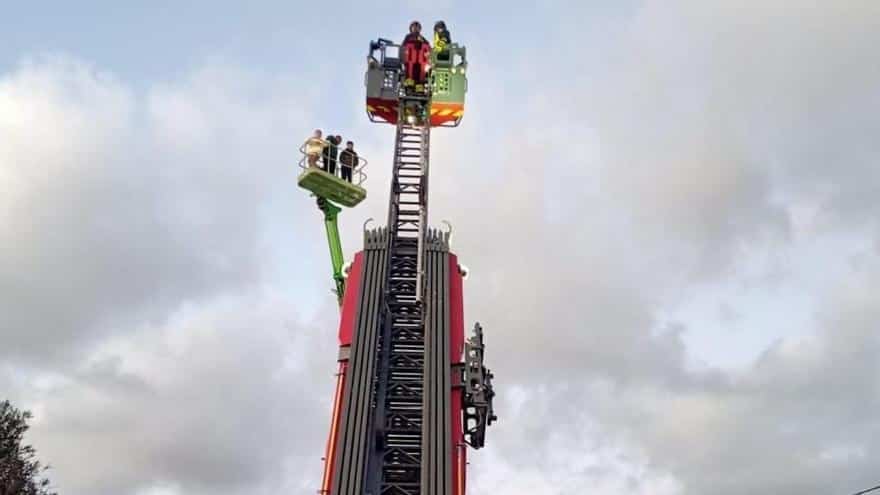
0, 400, 56, 495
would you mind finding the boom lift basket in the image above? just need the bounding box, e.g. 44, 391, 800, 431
297, 145, 368, 208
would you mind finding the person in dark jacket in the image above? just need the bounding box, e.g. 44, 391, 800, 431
322, 135, 340, 175
339, 141, 359, 183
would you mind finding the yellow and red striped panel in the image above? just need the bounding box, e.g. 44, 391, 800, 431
367, 98, 465, 127
430, 102, 464, 126
367, 97, 399, 125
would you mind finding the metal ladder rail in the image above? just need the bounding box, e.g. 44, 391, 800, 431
369, 119, 431, 495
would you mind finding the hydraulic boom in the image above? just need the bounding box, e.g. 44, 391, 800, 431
318, 197, 346, 305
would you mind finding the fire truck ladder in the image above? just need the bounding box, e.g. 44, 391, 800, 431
366, 118, 431, 495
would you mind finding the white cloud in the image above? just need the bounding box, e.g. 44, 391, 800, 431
25, 290, 336, 495
0, 55, 336, 494
0, 56, 322, 363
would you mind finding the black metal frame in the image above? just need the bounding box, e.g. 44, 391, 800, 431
364, 114, 432, 495
462, 323, 496, 450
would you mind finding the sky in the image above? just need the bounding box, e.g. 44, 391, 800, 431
2, 1, 880, 494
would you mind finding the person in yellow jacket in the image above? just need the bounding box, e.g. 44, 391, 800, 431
304, 129, 328, 168
433, 21, 451, 60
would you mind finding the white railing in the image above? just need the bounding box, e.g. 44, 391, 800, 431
298, 142, 368, 187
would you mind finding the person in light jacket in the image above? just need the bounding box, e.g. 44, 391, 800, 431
303, 129, 327, 168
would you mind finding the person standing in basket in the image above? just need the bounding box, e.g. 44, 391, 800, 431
322, 135, 340, 175
304, 129, 327, 168
339, 140, 359, 183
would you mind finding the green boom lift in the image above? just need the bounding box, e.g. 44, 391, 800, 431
297, 150, 367, 305
315, 197, 346, 305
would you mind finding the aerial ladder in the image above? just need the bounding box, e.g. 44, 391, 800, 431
299, 29, 495, 495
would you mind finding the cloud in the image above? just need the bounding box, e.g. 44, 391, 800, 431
25, 290, 336, 495
0, 56, 315, 363
424, 2, 880, 493
0, 55, 337, 494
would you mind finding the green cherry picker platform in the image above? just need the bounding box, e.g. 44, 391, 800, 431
297, 145, 369, 304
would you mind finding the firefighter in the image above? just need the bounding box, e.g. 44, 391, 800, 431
433, 21, 451, 60
403, 21, 428, 47
401, 21, 431, 93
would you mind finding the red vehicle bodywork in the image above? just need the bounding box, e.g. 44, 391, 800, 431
319, 252, 364, 495
320, 251, 468, 493
449, 254, 467, 495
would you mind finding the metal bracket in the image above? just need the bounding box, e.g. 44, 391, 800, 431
462, 322, 497, 449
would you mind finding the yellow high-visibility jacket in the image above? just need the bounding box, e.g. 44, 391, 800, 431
433, 32, 448, 51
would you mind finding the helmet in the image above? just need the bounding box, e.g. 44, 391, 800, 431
434, 21, 446, 31
409, 21, 421, 33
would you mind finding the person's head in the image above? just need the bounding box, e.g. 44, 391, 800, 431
409, 21, 421, 34
336, 135, 342, 143
346, 141, 354, 150
434, 21, 446, 32
314, 129, 322, 138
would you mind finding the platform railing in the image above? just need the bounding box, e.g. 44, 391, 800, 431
298, 142, 368, 187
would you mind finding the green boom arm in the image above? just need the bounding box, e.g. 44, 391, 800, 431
317, 198, 345, 306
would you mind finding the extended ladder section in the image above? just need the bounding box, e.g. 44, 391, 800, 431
328, 113, 496, 495
328, 109, 494, 495
330, 118, 436, 495
328, 34, 491, 495
368, 121, 432, 495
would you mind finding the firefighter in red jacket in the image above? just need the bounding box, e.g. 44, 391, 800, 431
401, 21, 431, 94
